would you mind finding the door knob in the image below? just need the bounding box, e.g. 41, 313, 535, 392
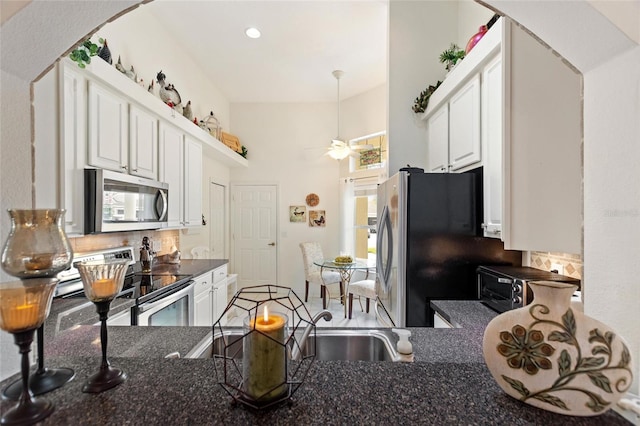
268, 242, 276, 246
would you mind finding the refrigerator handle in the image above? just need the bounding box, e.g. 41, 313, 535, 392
376, 205, 393, 293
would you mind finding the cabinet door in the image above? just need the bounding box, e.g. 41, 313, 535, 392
212, 280, 228, 326
87, 81, 128, 172
426, 104, 449, 173
60, 63, 87, 235
194, 290, 211, 326
129, 105, 158, 180
193, 274, 212, 326
482, 56, 503, 238
158, 122, 184, 228
183, 136, 202, 227
448, 75, 481, 171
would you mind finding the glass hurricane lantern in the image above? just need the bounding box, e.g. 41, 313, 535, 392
0, 278, 59, 425
1, 209, 75, 400
74, 259, 129, 393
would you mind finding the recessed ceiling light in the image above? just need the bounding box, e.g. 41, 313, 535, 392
245, 27, 261, 39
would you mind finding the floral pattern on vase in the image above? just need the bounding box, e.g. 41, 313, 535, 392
483, 281, 633, 416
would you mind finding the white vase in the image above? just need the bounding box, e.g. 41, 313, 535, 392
483, 281, 633, 416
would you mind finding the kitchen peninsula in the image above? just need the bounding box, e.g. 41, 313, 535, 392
0, 302, 630, 425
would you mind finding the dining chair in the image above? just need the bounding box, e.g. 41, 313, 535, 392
299, 242, 342, 309
347, 269, 377, 319
190, 246, 210, 259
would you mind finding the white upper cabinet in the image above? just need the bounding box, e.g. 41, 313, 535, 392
502, 19, 582, 254
88, 81, 128, 173
448, 75, 481, 171
183, 136, 203, 228
158, 124, 202, 229
129, 105, 158, 179
426, 104, 449, 173
426, 76, 481, 173
481, 55, 503, 238
158, 121, 184, 228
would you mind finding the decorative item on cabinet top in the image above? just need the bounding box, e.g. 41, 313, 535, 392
412, 80, 443, 113
69, 38, 106, 69
439, 43, 466, 72
156, 70, 182, 109
220, 131, 242, 153
465, 25, 488, 55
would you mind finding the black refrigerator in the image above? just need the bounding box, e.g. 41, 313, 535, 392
375, 169, 521, 327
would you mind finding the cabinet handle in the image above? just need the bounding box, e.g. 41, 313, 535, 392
268, 242, 276, 246
132, 168, 138, 172
121, 165, 128, 170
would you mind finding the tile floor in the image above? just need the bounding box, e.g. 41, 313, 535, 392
225, 286, 381, 328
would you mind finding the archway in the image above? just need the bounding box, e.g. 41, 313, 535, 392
1, 0, 638, 393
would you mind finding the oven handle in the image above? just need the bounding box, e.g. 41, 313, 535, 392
137, 280, 194, 314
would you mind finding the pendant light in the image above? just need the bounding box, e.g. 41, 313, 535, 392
328, 70, 351, 160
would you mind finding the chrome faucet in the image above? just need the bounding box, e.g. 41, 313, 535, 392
290, 309, 332, 361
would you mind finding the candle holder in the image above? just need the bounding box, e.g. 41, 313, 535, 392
0, 278, 58, 425
212, 285, 317, 410
74, 259, 129, 393
1, 209, 75, 401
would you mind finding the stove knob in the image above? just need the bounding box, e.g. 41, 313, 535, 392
512, 284, 522, 294
512, 296, 522, 305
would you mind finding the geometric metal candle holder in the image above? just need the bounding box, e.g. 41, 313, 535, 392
212, 285, 317, 410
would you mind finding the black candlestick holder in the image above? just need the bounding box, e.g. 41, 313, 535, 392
1, 325, 75, 401
2, 329, 55, 425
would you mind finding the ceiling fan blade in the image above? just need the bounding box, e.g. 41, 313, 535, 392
350, 143, 375, 150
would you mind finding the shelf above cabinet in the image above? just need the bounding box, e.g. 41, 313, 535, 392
75, 58, 247, 169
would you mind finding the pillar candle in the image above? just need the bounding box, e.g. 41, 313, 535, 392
242, 306, 288, 402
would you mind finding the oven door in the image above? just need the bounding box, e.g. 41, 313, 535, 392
478, 270, 515, 313
135, 281, 195, 326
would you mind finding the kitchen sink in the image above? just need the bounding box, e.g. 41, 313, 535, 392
185, 328, 400, 362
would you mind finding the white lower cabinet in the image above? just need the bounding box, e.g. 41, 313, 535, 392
211, 264, 228, 326
193, 273, 213, 326
193, 265, 228, 327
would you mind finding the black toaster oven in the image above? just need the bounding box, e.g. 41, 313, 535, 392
477, 265, 581, 313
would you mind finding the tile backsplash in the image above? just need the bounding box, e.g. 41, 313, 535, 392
69, 229, 180, 260
530, 251, 583, 280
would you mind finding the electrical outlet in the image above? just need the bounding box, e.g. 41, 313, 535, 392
154, 239, 162, 253
550, 262, 564, 275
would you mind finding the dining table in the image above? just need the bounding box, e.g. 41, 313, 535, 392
313, 259, 374, 317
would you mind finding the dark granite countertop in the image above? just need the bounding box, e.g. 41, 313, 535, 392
0, 301, 630, 425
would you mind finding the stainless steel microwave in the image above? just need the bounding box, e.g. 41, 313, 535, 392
84, 169, 169, 233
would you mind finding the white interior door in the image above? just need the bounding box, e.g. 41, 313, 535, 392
209, 182, 225, 259
231, 185, 278, 288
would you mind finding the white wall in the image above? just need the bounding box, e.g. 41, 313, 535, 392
229, 85, 386, 296
97, 3, 231, 131
388, 1, 458, 174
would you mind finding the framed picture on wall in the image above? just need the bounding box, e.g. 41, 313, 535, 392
309, 210, 326, 227
289, 205, 306, 222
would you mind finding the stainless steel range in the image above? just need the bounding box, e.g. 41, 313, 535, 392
54, 247, 194, 327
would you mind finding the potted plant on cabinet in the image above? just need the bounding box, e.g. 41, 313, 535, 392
439, 43, 465, 72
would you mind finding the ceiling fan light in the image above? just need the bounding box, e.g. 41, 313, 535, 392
328, 146, 350, 160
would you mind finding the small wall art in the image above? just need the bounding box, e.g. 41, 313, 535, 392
309, 210, 326, 227
289, 205, 306, 223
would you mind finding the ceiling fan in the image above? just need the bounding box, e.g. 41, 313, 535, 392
327, 70, 373, 160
